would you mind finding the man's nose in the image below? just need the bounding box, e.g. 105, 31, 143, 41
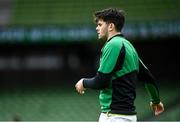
96, 27, 99, 31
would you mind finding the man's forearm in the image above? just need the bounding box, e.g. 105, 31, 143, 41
145, 83, 160, 104
83, 72, 111, 90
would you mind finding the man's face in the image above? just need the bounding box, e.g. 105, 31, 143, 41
96, 19, 108, 40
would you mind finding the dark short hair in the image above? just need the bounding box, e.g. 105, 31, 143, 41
94, 8, 125, 32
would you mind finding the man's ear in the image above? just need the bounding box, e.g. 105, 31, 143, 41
108, 23, 115, 31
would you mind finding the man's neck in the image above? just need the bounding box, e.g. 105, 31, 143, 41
107, 32, 121, 41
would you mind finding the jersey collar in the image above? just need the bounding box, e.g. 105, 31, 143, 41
107, 34, 124, 42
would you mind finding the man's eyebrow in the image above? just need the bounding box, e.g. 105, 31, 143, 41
97, 22, 102, 25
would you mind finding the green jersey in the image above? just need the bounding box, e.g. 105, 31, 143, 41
98, 34, 139, 114
83, 34, 160, 115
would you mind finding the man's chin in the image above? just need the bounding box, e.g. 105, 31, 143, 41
97, 36, 101, 39
98, 36, 106, 41
98, 36, 101, 39
98, 35, 104, 39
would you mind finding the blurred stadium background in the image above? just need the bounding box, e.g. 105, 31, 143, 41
0, 0, 180, 121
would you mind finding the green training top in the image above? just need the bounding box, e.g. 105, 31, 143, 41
98, 34, 139, 114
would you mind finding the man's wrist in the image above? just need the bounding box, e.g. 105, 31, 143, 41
82, 78, 86, 88
151, 99, 160, 105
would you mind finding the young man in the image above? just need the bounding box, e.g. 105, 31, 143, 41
75, 8, 164, 122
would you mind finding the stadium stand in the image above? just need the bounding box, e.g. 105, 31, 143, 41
10, 0, 180, 25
